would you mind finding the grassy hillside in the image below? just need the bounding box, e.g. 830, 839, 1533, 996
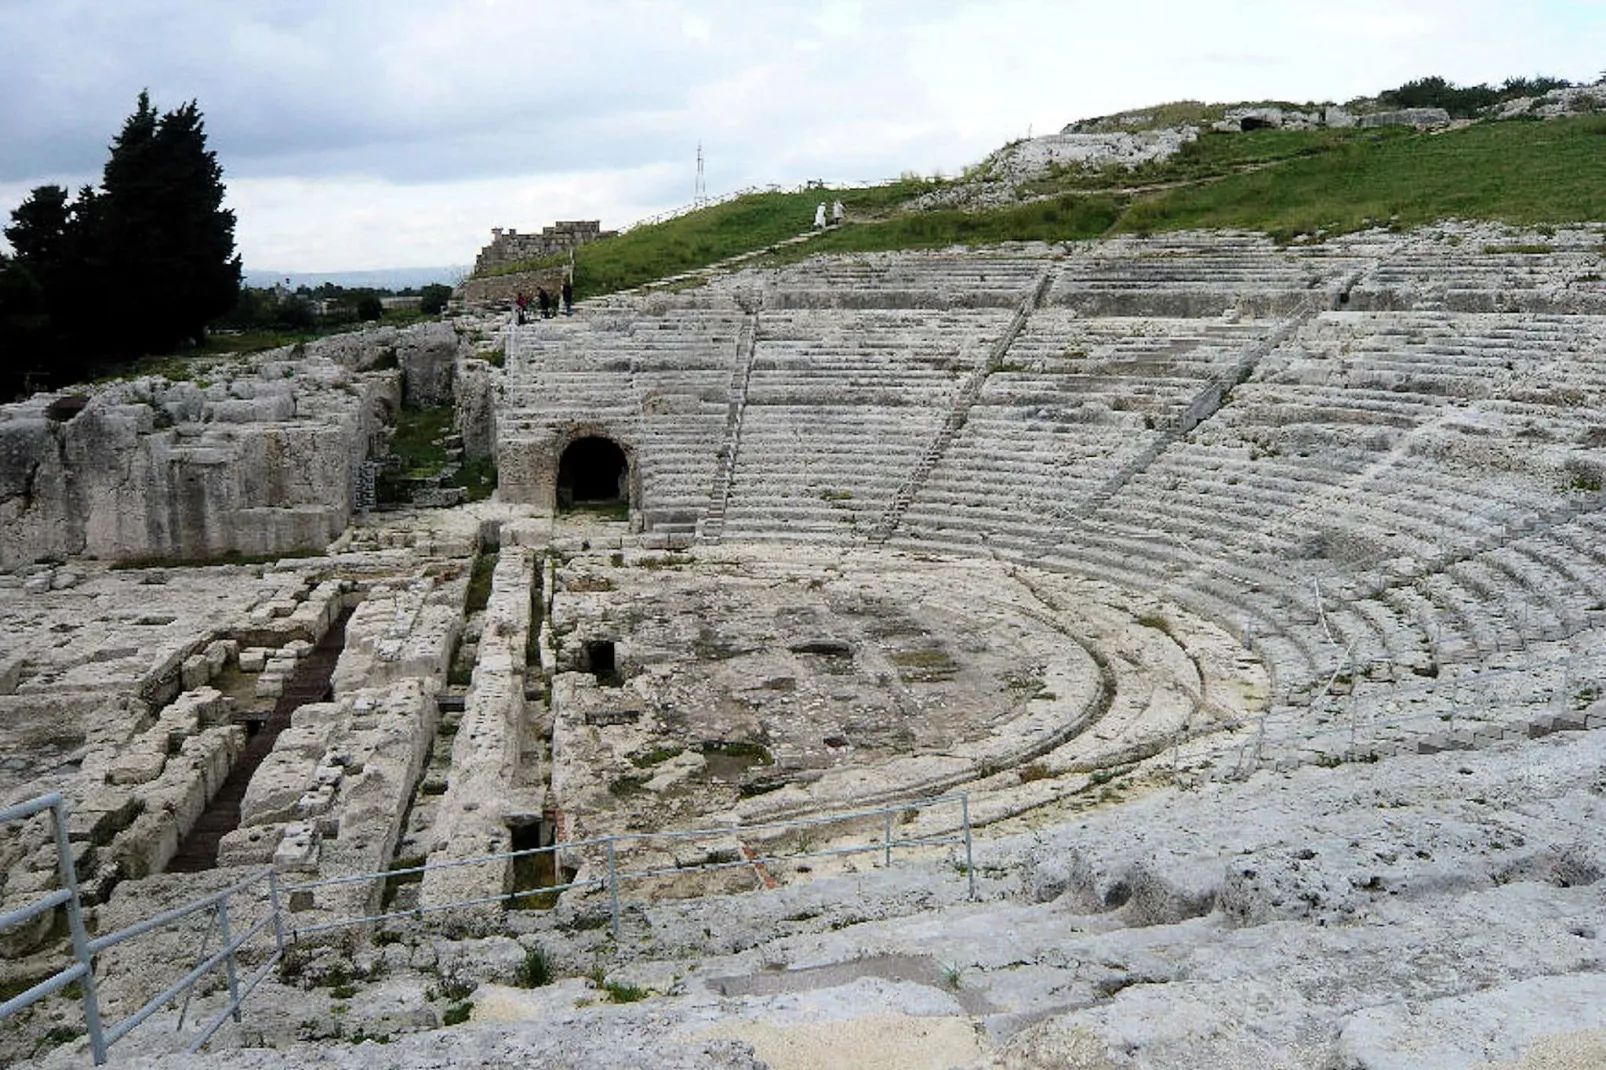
487, 180, 935, 300
484, 114, 1606, 300
1119, 116, 1606, 239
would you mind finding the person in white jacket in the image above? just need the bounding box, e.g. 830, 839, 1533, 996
814, 202, 827, 229
832, 199, 845, 225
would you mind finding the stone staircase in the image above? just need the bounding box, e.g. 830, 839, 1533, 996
1036, 298, 1322, 544
869, 268, 1056, 544
699, 310, 761, 543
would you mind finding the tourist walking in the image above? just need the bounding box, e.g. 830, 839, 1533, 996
514, 291, 529, 324
814, 202, 827, 229
562, 278, 573, 316
537, 287, 551, 319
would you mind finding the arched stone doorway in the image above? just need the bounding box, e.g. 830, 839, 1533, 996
557, 435, 629, 510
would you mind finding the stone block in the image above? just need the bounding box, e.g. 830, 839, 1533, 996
0, 656, 23, 695
1415, 734, 1451, 755
239, 647, 269, 672
67, 788, 141, 844
107, 747, 166, 785
217, 824, 286, 867
255, 675, 285, 699
273, 823, 321, 872
204, 639, 236, 675
181, 653, 211, 690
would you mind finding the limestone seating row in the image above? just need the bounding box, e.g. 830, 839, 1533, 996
879, 501, 1334, 696
1244, 649, 1606, 773
1046, 236, 1336, 314
899, 423, 1152, 542
755, 254, 1045, 307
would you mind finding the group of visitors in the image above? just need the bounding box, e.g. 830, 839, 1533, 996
813, 199, 846, 229
514, 278, 573, 324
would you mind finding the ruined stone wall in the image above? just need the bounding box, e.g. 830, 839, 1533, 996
458, 265, 570, 309
472, 220, 615, 275
0, 321, 472, 568
0, 364, 398, 569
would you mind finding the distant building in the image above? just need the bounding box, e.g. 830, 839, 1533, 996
474, 221, 617, 274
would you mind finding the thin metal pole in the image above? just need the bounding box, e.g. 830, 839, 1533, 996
882, 811, 893, 867
960, 794, 975, 900
606, 839, 620, 940
51, 800, 107, 1065
267, 871, 287, 954
176, 908, 219, 1032
217, 900, 242, 1024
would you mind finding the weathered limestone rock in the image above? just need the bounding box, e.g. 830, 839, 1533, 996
454, 356, 498, 459
1358, 106, 1451, 128
396, 321, 459, 409
0, 361, 396, 568
420, 548, 538, 924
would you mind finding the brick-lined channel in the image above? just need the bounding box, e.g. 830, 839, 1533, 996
168, 608, 353, 873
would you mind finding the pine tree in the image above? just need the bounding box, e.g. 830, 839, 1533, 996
2, 91, 242, 390
98, 91, 241, 354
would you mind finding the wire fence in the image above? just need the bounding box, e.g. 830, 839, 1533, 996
1, 790, 973, 1064
618, 176, 916, 234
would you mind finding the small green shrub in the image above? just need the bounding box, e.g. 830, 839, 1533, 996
630, 745, 685, 768
517, 945, 553, 988
1018, 761, 1053, 783
1136, 613, 1172, 635
602, 980, 649, 1003
442, 1003, 471, 1026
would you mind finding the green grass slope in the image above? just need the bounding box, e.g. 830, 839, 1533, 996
1120, 116, 1606, 240
482, 115, 1606, 301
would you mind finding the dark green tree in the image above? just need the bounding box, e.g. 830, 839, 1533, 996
2, 92, 241, 396
97, 91, 241, 354
419, 283, 452, 315
0, 253, 51, 399
3, 184, 103, 385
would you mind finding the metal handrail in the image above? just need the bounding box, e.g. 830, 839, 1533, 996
286, 792, 976, 940
0, 793, 106, 1062
2, 789, 974, 1061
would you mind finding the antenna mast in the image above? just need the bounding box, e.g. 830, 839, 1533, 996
695, 141, 707, 206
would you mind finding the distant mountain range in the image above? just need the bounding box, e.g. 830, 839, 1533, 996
243, 266, 470, 291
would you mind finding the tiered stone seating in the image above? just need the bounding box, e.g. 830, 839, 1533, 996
491, 233, 1606, 727
1050, 231, 1357, 316
750, 251, 1046, 309
1342, 229, 1606, 312
501, 307, 744, 528
894, 313, 1269, 551
720, 308, 1012, 541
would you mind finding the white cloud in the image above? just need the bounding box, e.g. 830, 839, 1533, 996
3, 0, 1602, 269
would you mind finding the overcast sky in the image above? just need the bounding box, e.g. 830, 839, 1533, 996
1, 0, 1601, 273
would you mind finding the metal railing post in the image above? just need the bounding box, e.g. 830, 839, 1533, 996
883, 811, 893, 867
606, 838, 620, 940
266, 871, 287, 954
216, 899, 242, 1024
960, 794, 975, 900
50, 799, 107, 1065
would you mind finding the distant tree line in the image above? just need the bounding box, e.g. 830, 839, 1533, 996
1378, 75, 1578, 119
0, 92, 241, 400
215, 281, 452, 333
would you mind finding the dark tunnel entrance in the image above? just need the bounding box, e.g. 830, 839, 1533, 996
557, 436, 629, 511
